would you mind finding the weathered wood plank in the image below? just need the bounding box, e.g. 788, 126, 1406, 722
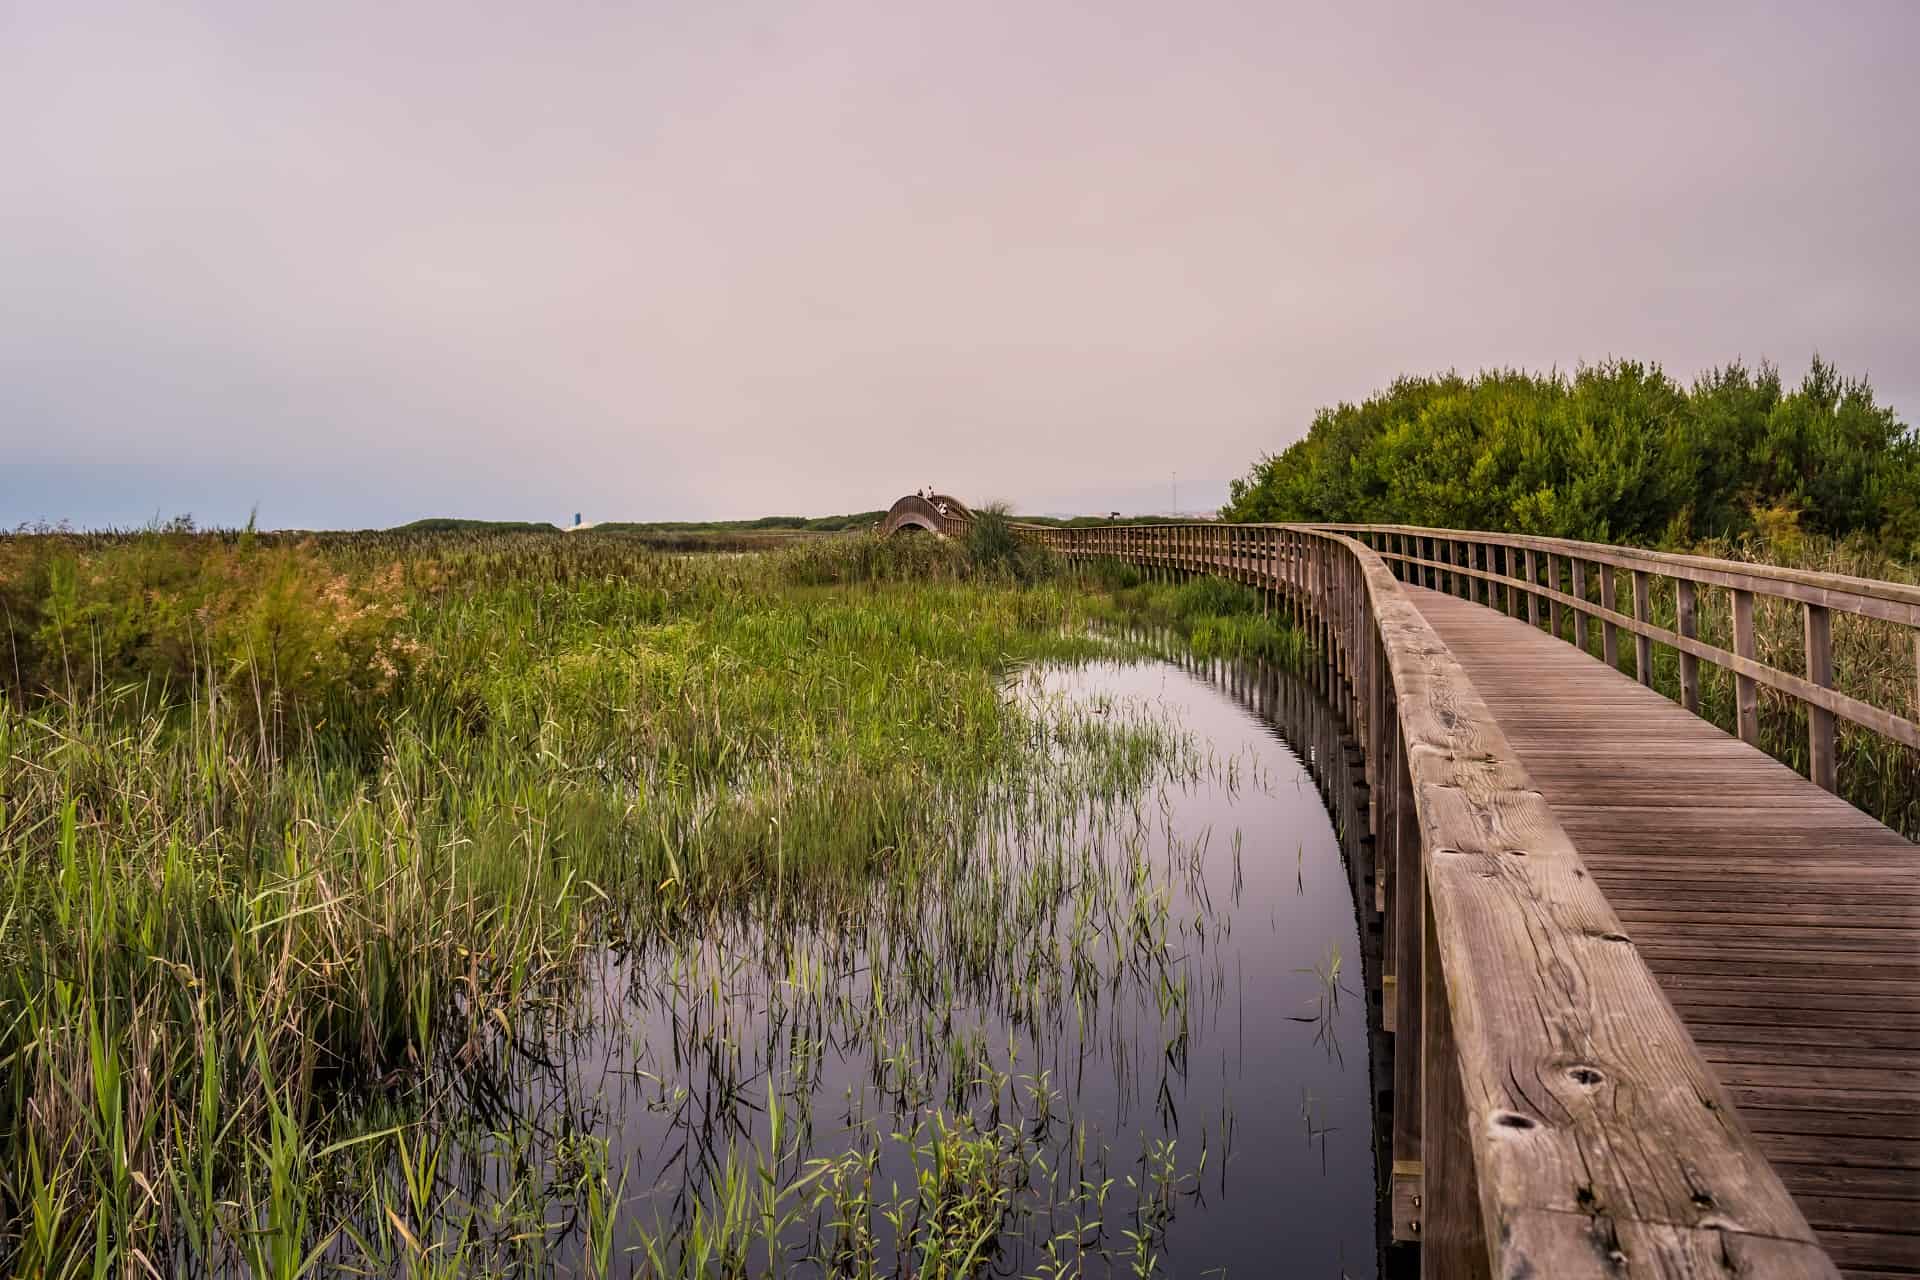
1352, 553, 1827, 1275
1404, 582, 1917, 1278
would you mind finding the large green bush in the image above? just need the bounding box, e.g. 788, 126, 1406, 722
1224, 357, 1919, 553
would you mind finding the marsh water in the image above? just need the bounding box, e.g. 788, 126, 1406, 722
401, 655, 1381, 1276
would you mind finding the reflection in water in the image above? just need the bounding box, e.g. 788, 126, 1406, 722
341, 655, 1388, 1276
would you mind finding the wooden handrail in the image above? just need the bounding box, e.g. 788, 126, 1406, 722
979, 512, 1838, 1277
1312, 523, 1920, 622
1320, 524, 1920, 792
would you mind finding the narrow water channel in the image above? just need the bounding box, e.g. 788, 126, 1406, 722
415, 654, 1383, 1276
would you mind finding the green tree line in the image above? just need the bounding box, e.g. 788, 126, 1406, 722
1222, 357, 1920, 552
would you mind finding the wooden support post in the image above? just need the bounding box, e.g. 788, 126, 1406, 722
1378, 685, 1395, 946
1523, 549, 1539, 626
1733, 588, 1760, 745
1571, 559, 1589, 652
1422, 892, 1488, 1277
1390, 729, 1423, 1244
1806, 603, 1836, 792
1632, 569, 1653, 687
1546, 554, 1562, 638
1293, 532, 1304, 630
1600, 564, 1619, 669
1676, 579, 1700, 713
1261, 529, 1270, 617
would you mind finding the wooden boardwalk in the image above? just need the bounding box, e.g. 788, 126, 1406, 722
890, 494, 1920, 1275
1406, 584, 1920, 1279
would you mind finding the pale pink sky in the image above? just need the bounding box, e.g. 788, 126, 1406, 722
3, 0, 1914, 527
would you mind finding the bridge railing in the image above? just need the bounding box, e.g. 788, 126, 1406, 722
1018, 519, 1836, 1278
1326, 525, 1920, 801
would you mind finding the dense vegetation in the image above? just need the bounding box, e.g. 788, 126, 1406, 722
0, 527, 1300, 1276
590, 511, 884, 534
1223, 356, 1920, 553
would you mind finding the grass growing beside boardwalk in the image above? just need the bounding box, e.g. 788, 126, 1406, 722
1082, 561, 1312, 669
0, 529, 1297, 1276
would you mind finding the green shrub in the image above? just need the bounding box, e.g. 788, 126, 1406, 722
1225, 356, 1919, 553
962, 503, 1051, 582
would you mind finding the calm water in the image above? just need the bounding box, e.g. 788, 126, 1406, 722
408, 657, 1378, 1276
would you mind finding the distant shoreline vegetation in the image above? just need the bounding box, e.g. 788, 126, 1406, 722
1223, 356, 1920, 554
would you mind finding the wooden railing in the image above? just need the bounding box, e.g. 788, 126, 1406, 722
1327, 525, 1920, 794
987, 514, 1842, 1278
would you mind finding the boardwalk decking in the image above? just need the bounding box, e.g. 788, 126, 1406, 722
1405, 584, 1920, 1279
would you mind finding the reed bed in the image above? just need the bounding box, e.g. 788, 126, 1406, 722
0, 528, 1302, 1276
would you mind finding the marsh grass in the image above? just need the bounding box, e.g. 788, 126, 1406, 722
1085, 570, 1312, 670
0, 528, 1305, 1275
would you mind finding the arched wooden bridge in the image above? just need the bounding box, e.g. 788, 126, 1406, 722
882, 496, 1920, 1279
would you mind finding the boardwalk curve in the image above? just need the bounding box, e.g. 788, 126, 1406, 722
884, 498, 1920, 1278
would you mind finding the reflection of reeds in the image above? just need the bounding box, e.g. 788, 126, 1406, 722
1287, 942, 1356, 1066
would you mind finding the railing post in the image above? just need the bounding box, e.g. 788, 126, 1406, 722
1390, 722, 1424, 1245
1676, 579, 1700, 713
1423, 889, 1487, 1274
1600, 565, 1620, 669
1732, 588, 1760, 745
1367, 609, 1384, 832
1261, 528, 1270, 617
1806, 603, 1836, 792
1632, 570, 1653, 687
1546, 554, 1562, 638
1523, 549, 1540, 627
1571, 559, 1589, 653
1291, 532, 1303, 630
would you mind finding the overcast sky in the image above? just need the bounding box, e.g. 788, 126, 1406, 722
3, 1, 1914, 529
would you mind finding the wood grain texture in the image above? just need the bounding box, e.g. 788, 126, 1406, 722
1410, 583, 1915, 1278
1356, 543, 1831, 1276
